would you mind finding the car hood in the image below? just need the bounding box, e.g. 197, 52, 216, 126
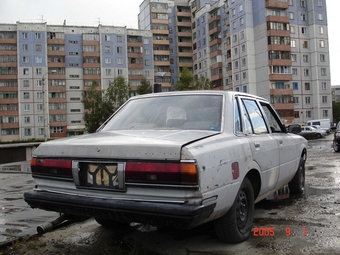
33, 130, 219, 160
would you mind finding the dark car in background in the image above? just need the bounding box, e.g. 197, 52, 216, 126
333, 122, 340, 152
298, 126, 327, 139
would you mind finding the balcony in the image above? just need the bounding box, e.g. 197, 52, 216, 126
267, 30, 290, 37
210, 50, 222, 58
83, 62, 100, 68
0, 62, 17, 68
83, 40, 100, 46
152, 19, 168, 24
209, 26, 221, 35
271, 102, 294, 110
151, 8, 168, 14
128, 63, 144, 69
154, 71, 170, 77
208, 15, 220, 24
127, 41, 143, 47
266, 15, 289, 23
176, 11, 191, 17
152, 29, 169, 35
268, 44, 291, 52
0, 38, 16, 44
211, 62, 222, 69
48, 62, 66, 68
47, 39, 65, 45
178, 31, 192, 37
270, 88, 293, 95
269, 59, 292, 66
269, 74, 293, 81
128, 52, 144, 58
128, 74, 144, 80
209, 38, 221, 47
47, 50, 65, 56
178, 51, 193, 57
82, 51, 100, 57
211, 73, 223, 81
177, 21, 192, 27
265, 0, 289, 9
154, 61, 170, 66
178, 62, 193, 67
177, 41, 192, 47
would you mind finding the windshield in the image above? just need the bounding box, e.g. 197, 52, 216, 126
101, 94, 223, 131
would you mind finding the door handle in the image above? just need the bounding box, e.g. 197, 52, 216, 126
254, 142, 260, 148
279, 140, 283, 145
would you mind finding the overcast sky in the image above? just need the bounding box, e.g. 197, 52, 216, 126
0, 0, 339, 85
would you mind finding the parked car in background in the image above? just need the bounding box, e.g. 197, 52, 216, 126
306, 119, 331, 133
298, 126, 327, 139
333, 122, 340, 152
24, 91, 308, 244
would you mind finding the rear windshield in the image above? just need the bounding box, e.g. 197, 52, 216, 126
102, 95, 223, 131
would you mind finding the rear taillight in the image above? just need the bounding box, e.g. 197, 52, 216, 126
30, 158, 73, 178
125, 162, 198, 186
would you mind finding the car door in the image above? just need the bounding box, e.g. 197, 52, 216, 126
259, 102, 300, 186
239, 98, 280, 194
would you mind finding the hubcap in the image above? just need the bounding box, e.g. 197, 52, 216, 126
236, 189, 249, 231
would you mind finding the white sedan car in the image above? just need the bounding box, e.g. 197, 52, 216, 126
24, 91, 307, 243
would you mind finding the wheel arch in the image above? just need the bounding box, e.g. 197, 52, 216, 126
245, 169, 261, 201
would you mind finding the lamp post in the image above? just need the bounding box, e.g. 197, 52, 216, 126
42, 69, 56, 142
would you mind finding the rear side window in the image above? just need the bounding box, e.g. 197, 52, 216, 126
241, 99, 268, 134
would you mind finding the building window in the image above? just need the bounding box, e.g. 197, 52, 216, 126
232, 21, 236, 29
300, 0, 306, 8
319, 26, 324, 34
304, 69, 309, 77
24, 116, 30, 123
240, 17, 244, 26
301, 14, 306, 21
143, 38, 149, 44
104, 46, 110, 53
241, 58, 246, 66
37, 92, 42, 99
117, 35, 122, 42
233, 34, 237, 43
306, 111, 311, 118
323, 110, 328, 117
303, 55, 309, 62
242, 72, 246, 79
291, 40, 296, 47
301, 27, 308, 34
23, 80, 29, 87
35, 32, 41, 39
320, 40, 325, 48
36, 80, 42, 87
106, 69, 111, 75
289, 0, 294, 5
22, 32, 28, 39
36, 68, 42, 75
36, 44, 42, 51
105, 35, 110, 41
23, 92, 29, 99
35, 56, 42, 63
118, 69, 123, 75
293, 82, 298, 90
321, 82, 327, 90
117, 58, 123, 64
320, 54, 325, 62
105, 57, 111, 64
321, 68, 326, 76
292, 68, 297, 75
24, 104, 30, 111
234, 47, 238, 55
317, 0, 323, 7
322, 96, 327, 103
241, 44, 245, 52
291, 54, 297, 61
294, 97, 299, 104
242, 85, 247, 93
22, 56, 29, 63
318, 13, 323, 20
302, 41, 308, 48
289, 12, 294, 20
232, 8, 236, 16
37, 104, 42, 111
117, 46, 122, 53
24, 128, 31, 136
305, 97, 311, 104
305, 82, 310, 90
239, 4, 243, 12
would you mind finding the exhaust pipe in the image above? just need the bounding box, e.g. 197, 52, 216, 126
37, 213, 70, 235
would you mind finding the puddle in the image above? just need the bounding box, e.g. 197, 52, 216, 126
304, 186, 333, 196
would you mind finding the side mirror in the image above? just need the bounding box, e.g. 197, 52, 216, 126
287, 124, 301, 134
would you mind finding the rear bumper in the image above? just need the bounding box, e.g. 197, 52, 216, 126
24, 190, 216, 229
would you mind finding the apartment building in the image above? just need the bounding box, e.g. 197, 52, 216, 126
0, 0, 332, 141
191, 0, 331, 124
0, 22, 153, 141
139, 0, 194, 90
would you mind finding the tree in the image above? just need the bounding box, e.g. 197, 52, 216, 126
82, 76, 130, 133
137, 77, 152, 95
174, 66, 212, 91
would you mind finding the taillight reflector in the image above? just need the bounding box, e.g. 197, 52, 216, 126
31, 158, 73, 178
125, 162, 198, 186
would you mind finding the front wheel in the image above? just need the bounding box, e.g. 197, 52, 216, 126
333, 141, 340, 152
214, 177, 254, 243
289, 155, 306, 194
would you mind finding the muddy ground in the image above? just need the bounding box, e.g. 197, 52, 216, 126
1, 135, 340, 255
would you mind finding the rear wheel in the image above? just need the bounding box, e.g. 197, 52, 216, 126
333, 141, 340, 152
315, 133, 322, 139
289, 155, 306, 194
214, 177, 254, 243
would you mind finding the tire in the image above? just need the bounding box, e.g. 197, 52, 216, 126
315, 133, 322, 139
333, 141, 340, 152
214, 177, 254, 243
95, 218, 130, 229
288, 155, 306, 194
